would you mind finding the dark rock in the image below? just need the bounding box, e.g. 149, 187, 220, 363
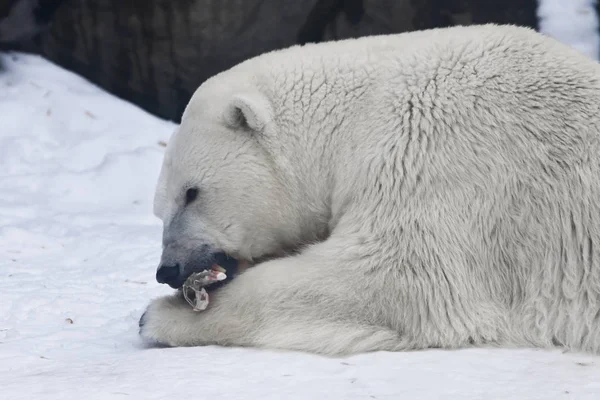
2, 0, 538, 122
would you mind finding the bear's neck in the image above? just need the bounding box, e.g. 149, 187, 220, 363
268, 67, 376, 238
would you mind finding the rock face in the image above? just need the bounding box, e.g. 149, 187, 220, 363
0, 0, 64, 44
2, 0, 540, 122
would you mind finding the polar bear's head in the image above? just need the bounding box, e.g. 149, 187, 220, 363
151, 74, 330, 288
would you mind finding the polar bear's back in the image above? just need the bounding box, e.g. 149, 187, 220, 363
226, 24, 600, 88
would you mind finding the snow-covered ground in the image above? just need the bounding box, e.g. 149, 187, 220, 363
2, 30, 600, 400
537, 0, 600, 60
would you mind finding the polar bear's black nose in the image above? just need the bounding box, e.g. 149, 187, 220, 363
156, 264, 181, 286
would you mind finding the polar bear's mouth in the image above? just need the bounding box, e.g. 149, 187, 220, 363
178, 252, 255, 311
181, 251, 252, 290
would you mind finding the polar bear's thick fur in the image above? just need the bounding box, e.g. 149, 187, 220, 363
139, 24, 600, 356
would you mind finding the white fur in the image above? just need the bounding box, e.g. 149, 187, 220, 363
140, 24, 600, 357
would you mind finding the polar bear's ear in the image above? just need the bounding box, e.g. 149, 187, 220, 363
223, 93, 272, 133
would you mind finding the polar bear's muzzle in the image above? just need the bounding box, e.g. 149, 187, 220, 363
156, 243, 240, 289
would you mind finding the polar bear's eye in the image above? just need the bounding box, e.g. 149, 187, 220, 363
185, 187, 199, 205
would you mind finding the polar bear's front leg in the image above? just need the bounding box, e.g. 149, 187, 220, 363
139, 241, 414, 356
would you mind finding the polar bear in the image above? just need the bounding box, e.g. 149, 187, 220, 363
139, 24, 600, 356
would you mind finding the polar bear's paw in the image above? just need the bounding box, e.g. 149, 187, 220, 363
138, 294, 196, 347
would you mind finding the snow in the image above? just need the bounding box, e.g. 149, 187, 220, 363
1, 49, 600, 400
538, 0, 600, 60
